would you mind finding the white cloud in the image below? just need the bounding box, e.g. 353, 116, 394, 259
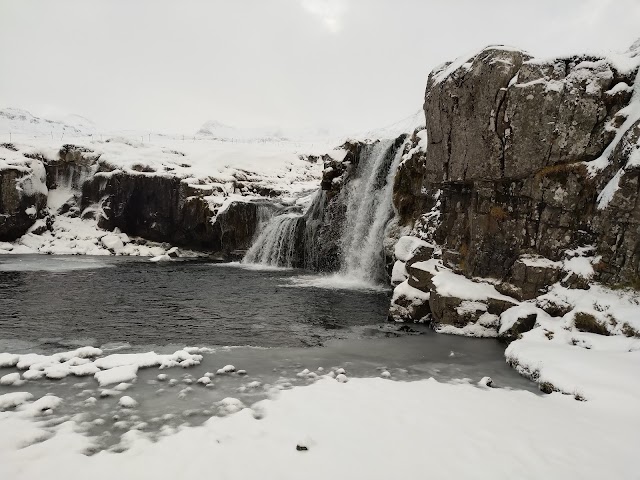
300, 0, 348, 33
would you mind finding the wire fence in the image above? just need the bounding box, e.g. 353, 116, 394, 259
0, 131, 327, 150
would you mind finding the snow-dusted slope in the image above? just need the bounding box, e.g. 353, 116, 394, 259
195, 119, 346, 143
0, 108, 96, 138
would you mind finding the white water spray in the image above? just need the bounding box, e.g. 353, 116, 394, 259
339, 139, 405, 282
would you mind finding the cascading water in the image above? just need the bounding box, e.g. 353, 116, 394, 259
242, 190, 325, 269
243, 213, 302, 267
243, 135, 407, 283
339, 139, 405, 282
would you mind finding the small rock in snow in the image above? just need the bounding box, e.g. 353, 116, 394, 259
237, 369, 247, 375
100, 389, 121, 398
478, 376, 493, 388
197, 376, 211, 385
296, 445, 309, 451
118, 396, 138, 408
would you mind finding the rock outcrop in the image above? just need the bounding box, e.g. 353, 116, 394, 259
0, 142, 292, 257
390, 42, 640, 337
0, 150, 48, 241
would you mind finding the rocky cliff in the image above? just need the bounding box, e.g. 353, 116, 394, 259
389, 42, 640, 343
0, 139, 319, 257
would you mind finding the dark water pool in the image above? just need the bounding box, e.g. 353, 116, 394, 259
0, 256, 392, 350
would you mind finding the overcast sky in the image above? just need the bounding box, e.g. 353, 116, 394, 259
1, 0, 639, 134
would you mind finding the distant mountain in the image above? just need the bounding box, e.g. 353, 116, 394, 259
196, 120, 290, 142
348, 111, 425, 141
0, 108, 97, 138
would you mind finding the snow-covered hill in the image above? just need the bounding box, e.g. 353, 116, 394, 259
0, 108, 96, 138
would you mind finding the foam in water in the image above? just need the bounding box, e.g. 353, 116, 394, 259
281, 273, 391, 292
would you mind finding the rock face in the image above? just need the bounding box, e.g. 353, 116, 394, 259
1, 142, 276, 256
397, 44, 640, 287
82, 166, 267, 255
0, 154, 47, 241
390, 42, 640, 334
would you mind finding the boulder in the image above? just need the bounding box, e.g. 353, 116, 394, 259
498, 304, 540, 342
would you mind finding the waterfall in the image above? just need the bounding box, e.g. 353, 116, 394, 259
243, 213, 302, 267
243, 136, 407, 282
339, 139, 405, 282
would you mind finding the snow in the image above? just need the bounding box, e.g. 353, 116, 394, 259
0, 354, 19, 368
118, 396, 138, 408
0, 110, 334, 257
0, 347, 205, 389
587, 50, 640, 198
435, 322, 499, 338
478, 376, 493, 387
20, 395, 63, 417
94, 365, 139, 387
506, 324, 640, 403
1, 375, 639, 479
499, 303, 543, 335
392, 279, 430, 303
0, 373, 22, 386
100, 234, 125, 252
393, 235, 432, 262
0, 392, 33, 411
391, 260, 408, 285
519, 254, 561, 269
429, 264, 516, 304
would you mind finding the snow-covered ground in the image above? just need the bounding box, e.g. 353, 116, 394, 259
0, 369, 637, 479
